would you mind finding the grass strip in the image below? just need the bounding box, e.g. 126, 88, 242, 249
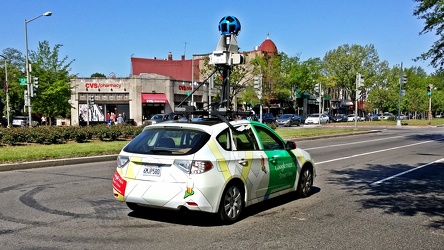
276, 128, 362, 140
0, 140, 129, 164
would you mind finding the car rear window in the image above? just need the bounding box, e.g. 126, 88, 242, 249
123, 127, 210, 155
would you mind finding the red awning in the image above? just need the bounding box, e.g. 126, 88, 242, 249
142, 93, 168, 104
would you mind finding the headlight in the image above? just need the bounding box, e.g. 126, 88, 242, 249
117, 155, 129, 168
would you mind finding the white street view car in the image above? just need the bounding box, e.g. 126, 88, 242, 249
112, 119, 316, 223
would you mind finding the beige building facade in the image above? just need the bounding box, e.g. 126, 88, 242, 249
70, 74, 208, 126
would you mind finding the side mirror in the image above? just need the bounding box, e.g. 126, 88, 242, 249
285, 141, 296, 150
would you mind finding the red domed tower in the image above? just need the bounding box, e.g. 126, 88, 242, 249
258, 34, 278, 54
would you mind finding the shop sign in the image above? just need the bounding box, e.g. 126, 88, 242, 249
178, 85, 192, 91
85, 82, 122, 89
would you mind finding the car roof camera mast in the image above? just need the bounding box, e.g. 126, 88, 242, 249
174, 16, 251, 126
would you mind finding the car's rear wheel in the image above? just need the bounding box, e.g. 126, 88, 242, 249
297, 166, 313, 197
219, 184, 244, 223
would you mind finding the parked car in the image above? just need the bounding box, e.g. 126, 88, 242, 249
276, 114, 301, 127
112, 119, 316, 224
143, 114, 167, 125
381, 112, 395, 120
12, 116, 40, 127
144, 113, 186, 125
365, 114, 380, 121
305, 114, 329, 124
297, 115, 306, 124
261, 113, 276, 124
333, 114, 348, 122
347, 114, 360, 122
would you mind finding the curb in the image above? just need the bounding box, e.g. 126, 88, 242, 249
0, 155, 118, 172
289, 129, 381, 141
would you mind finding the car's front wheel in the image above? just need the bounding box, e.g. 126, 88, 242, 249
219, 184, 244, 223
297, 166, 313, 197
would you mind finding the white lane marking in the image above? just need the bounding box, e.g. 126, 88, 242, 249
304, 136, 403, 150
370, 158, 444, 186
315, 140, 432, 165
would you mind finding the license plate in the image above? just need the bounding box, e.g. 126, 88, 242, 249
142, 165, 161, 177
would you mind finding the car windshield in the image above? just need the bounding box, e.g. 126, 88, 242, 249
308, 114, 319, 117
280, 114, 292, 119
123, 127, 210, 155
151, 115, 164, 120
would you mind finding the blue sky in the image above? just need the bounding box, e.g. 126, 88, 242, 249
1, 0, 436, 77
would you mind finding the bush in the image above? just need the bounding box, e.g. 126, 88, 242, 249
0, 124, 144, 146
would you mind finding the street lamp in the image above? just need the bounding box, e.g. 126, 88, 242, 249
25, 11, 52, 125
0, 55, 10, 127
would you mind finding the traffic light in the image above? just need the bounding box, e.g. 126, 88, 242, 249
401, 75, 407, 85
31, 77, 38, 97
357, 73, 364, 88
253, 76, 262, 99
427, 85, 431, 96
314, 83, 320, 94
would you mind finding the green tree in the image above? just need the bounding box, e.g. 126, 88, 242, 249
428, 69, 444, 115
29, 41, 74, 123
323, 44, 383, 102
250, 52, 283, 107
91, 72, 106, 78
414, 0, 444, 69
1, 48, 27, 117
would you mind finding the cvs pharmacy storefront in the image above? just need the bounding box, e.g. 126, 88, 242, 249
70, 74, 207, 126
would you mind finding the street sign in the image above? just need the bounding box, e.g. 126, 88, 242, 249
19, 78, 27, 86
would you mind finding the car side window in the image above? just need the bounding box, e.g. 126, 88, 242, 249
253, 125, 285, 150
232, 128, 259, 151
216, 129, 231, 151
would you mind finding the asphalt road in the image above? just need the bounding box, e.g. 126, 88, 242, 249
0, 126, 443, 249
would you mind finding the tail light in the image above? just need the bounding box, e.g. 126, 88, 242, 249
174, 160, 213, 174
117, 155, 130, 168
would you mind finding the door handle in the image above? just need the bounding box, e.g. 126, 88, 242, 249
238, 159, 248, 166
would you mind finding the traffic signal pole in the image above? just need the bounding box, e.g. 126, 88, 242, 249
428, 85, 432, 123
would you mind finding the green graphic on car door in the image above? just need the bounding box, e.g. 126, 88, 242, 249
264, 150, 297, 194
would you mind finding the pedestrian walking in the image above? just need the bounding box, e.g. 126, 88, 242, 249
117, 113, 124, 125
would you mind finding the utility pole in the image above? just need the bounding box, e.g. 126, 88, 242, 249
0, 55, 10, 127
355, 73, 364, 129
254, 75, 263, 123
427, 84, 432, 123
314, 83, 321, 124
398, 73, 407, 126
